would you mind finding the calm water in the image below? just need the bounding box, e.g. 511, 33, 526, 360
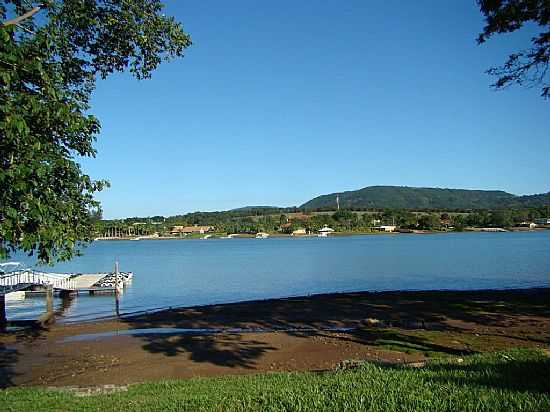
4, 231, 550, 322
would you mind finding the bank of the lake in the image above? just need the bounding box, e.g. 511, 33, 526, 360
1, 287, 549, 389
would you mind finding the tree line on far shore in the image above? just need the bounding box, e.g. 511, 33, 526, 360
93, 206, 549, 237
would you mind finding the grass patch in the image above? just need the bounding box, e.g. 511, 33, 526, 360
349, 328, 476, 358
2, 349, 549, 411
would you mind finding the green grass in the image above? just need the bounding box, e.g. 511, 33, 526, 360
2, 349, 549, 412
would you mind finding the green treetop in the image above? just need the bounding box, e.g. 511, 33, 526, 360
0, 1, 191, 262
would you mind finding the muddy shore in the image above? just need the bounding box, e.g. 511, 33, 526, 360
1, 288, 549, 388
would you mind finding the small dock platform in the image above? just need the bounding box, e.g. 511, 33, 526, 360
72, 274, 108, 289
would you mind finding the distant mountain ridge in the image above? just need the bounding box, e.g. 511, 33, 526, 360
230, 206, 281, 212
300, 186, 550, 210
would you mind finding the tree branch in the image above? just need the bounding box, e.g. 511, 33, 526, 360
2, 5, 43, 27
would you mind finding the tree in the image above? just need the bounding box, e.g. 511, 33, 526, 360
489, 209, 514, 227
511, 209, 530, 223
89, 207, 103, 224
466, 211, 489, 227
477, 0, 550, 99
0, 1, 191, 262
331, 210, 353, 229
396, 211, 418, 229
452, 215, 466, 231
417, 214, 441, 230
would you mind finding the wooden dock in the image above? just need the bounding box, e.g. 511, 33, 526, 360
0, 267, 133, 327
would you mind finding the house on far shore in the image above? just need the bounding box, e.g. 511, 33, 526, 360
518, 222, 536, 229
372, 225, 397, 232
534, 218, 550, 225
318, 225, 335, 237
171, 225, 214, 235
291, 228, 307, 236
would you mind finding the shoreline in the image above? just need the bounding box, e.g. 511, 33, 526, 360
2, 287, 549, 387
108, 286, 550, 327
93, 227, 548, 242
63, 285, 550, 326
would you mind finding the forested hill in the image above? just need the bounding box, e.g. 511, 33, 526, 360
300, 186, 550, 210
231, 206, 281, 212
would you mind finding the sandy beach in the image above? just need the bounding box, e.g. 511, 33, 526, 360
1, 288, 549, 388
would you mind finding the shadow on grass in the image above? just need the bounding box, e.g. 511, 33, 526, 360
417, 354, 550, 394
324, 328, 475, 356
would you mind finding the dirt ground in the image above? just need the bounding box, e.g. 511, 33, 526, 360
1, 288, 549, 387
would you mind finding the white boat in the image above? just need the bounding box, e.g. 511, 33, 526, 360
318, 225, 335, 237
0, 262, 23, 270
202, 234, 212, 239
256, 232, 270, 239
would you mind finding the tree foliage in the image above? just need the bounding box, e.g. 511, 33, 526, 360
0, 1, 191, 262
477, 0, 550, 99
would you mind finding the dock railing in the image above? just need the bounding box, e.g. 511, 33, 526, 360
0, 269, 76, 294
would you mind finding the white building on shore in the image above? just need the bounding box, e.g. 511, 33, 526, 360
318, 225, 335, 237
372, 225, 397, 232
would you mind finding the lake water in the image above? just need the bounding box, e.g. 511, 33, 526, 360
4, 231, 550, 322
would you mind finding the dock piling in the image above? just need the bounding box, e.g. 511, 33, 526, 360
46, 285, 54, 314
115, 260, 121, 316
0, 294, 6, 327
35, 285, 56, 325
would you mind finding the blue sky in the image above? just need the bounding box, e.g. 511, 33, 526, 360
83, 1, 550, 219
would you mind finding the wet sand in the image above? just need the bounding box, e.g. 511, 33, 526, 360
1, 288, 549, 387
